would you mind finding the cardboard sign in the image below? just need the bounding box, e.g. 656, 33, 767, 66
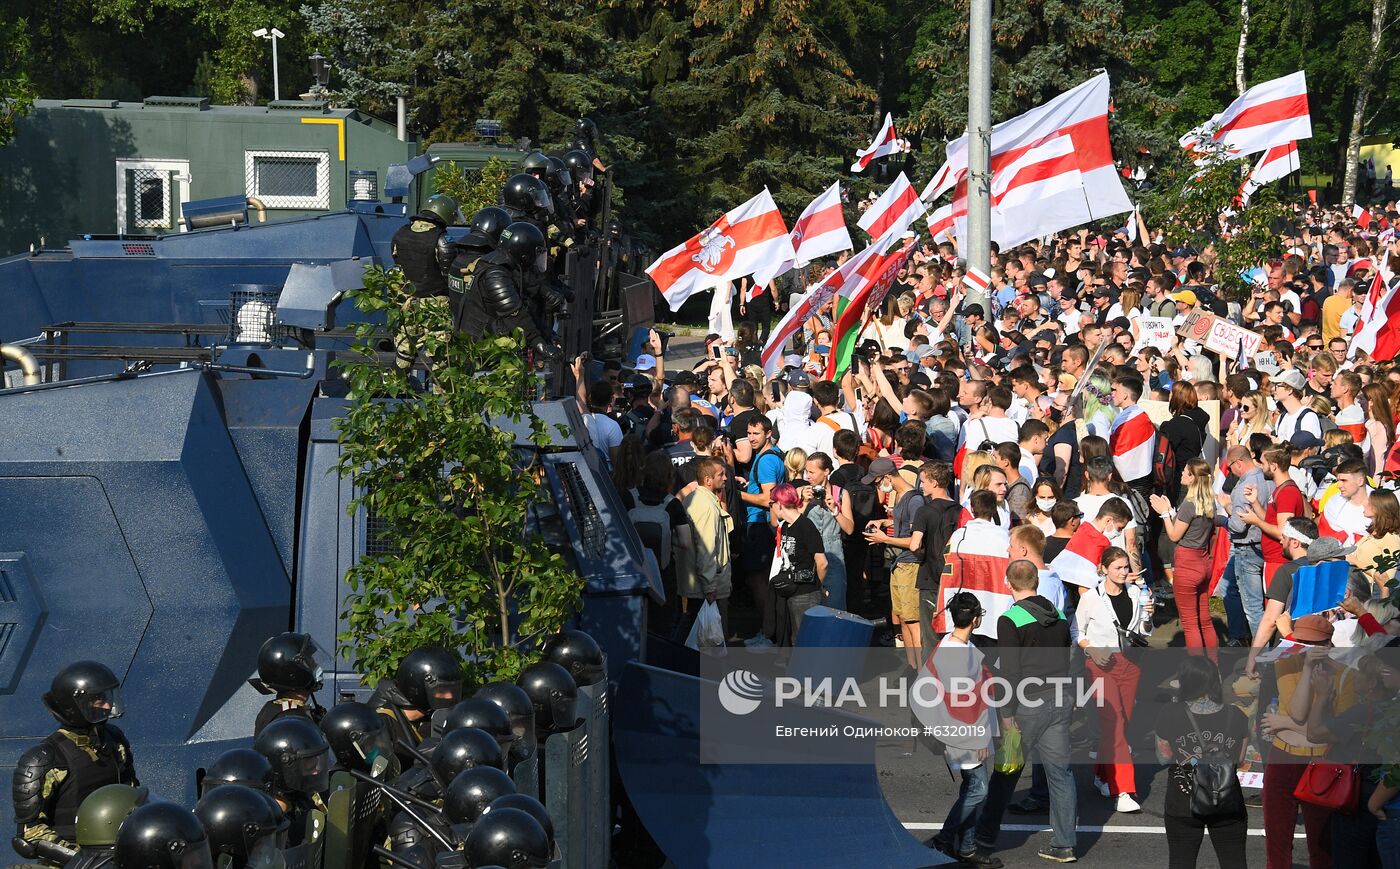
1177, 311, 1263, 360
1253, 351, 1281, 375
1133, 317, 1176, 352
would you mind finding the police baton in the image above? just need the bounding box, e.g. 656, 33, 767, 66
345, 769, 456, 852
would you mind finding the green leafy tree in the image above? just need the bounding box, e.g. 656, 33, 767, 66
0, 15, 36, 146
334, 265, 585, 682
1140, 138, 1287, 301
660, 0, 876, 222
908, 0, 1170, 162
431, 157, 512, 219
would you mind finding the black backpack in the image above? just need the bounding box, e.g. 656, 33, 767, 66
1184, 708, 1244, 817
1152, 431, 1177, 496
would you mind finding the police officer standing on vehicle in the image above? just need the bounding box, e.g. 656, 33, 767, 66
12, 662, 138, 866
448, 206, 509, 334
455, 222, 563, 363
390, 193, 462, 370
250, 632, 326, 737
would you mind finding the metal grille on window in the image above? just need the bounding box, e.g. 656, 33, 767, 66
364, 501, 401, 557
554, 464, 605, 563
127, 168, 172, 230
227, 287, 282, 344
246, 151, 330, 209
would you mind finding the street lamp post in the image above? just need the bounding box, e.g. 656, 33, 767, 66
252, 27, 286, 101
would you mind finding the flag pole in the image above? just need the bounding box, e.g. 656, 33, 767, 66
966, 0, 993, 308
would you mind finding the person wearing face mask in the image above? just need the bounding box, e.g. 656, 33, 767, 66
1022, 479, 1063, 536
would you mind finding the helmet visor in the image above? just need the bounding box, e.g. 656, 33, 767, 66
173, 842, 215, 869
288, 747, 331, 795
293, 637, 328, 690
77, 686, 123, 724
245, 834, 288, 869
531, 188, 553, 213
425, 676, 462, 710
533, 250, 549, 275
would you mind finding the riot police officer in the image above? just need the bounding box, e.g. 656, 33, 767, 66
200, 748, 274, 798
448, 207, 510, 335
13, 661, 138, 866
62, 784, 149, 869
112, 802, 213, 869
319, 701, 398, 779
455, 222, 562, 362
391, 194, 462, 299
472, 684, 536, 773
499, 175, 553, 228
540, 629, 605, 688
461, 807, 551, 869
194, 785, 289, 869
251, 717, 331, 847
515, 662, 579, 738
367, 647, 463, 771
250, 632, 326, 736
563, 150, 601, 227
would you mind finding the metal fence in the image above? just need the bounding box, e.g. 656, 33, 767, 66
126, 167, 174, 230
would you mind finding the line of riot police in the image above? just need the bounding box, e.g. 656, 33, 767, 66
390, 118, 611, 370
10, 627, 607, 869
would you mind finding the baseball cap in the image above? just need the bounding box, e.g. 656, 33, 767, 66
1289, 430, 1322, 450
1274, 368, 1307, 392
672, 370, 699, 388
1291, 614, 1334, 644
783, 353, 803, 370
915, 344, 938, 359
1092, 286, 1114, 299
960, 302, 987, 320
861, 457, 897, 485
787, 370, 812, 389
1172, 290, 1198, 306
858, 339, 882, 356
634, 353, 657, 372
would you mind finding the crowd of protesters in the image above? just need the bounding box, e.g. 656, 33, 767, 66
576, 200, 1400, 867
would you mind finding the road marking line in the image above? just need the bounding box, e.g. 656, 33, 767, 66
902, 822, 1302, 837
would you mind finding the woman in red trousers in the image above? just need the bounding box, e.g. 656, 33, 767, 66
1076, 546, 1155, 814
1151, 458, 1219, 660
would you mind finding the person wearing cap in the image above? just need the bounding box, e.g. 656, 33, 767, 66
1089, 287, 1114, 324
1245, 518, 1325, 676
1272, 368, 1324, 443
862, 457, 925, 667
1170, 289, 1197, 322
922, 591, 1001, 868
1258, 611, 1358, 869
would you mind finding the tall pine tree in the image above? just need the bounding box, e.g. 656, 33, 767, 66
661, 0, 876, 228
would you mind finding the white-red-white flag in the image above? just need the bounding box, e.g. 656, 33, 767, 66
932, 519, 1013, 639
851, 113, 911, 173
1354, 203, 1374, 230
1110, 405, 1156, 482
789, 182, 853, 267
857, 172, 926, 239
1050, 521, 1112, 592
1239, 141, 1300, 206
962, 265, 991, 295
927, 203, 955, 244
923, 74, 1132, 246
647, 188, 796, 311
987, 133, 1091, 248
1350, 267, 1400, 362
1180, 71, 1311, 162
759, 266, 842, 376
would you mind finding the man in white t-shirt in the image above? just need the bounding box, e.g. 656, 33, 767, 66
1272, 369, 1322, 443
573, 359, 623, 468
806, 380, 857, 458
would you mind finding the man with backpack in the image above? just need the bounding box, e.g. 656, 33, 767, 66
1272, 369, 1323, 443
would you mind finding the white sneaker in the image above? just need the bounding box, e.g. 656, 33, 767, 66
1094, 777, 1110, 798
1116, 793, 1142, 813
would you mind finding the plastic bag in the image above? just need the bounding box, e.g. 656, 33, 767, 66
686, 601, 727, 656
994, 725, 1024, 775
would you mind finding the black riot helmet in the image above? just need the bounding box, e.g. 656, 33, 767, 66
485, 795, 554, 853
515, 662, 579, 736
438, 699, 516, 758
195, 785, 289, 869
498, 222, 549, 275
395, 647, 464, 713
500, 174, 553, 219
44, 661, 123, 728
443, 767, 516, 826
462, 807, 551, 869
471, 206, 513, 244
114, 802, 215, 869
562, 150, 594, 184
431, 727, 506, 784
252, 717, 331, 797
202, 748, 275, 798
541, 629, 605, 687
473, 683, 536, 762
251, 632, 325, 695
574, 117, 598, 145
545, 156, 573, 194
76, 784, 150, 848
320, 701, 396, 776
520, 151, 551, 179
